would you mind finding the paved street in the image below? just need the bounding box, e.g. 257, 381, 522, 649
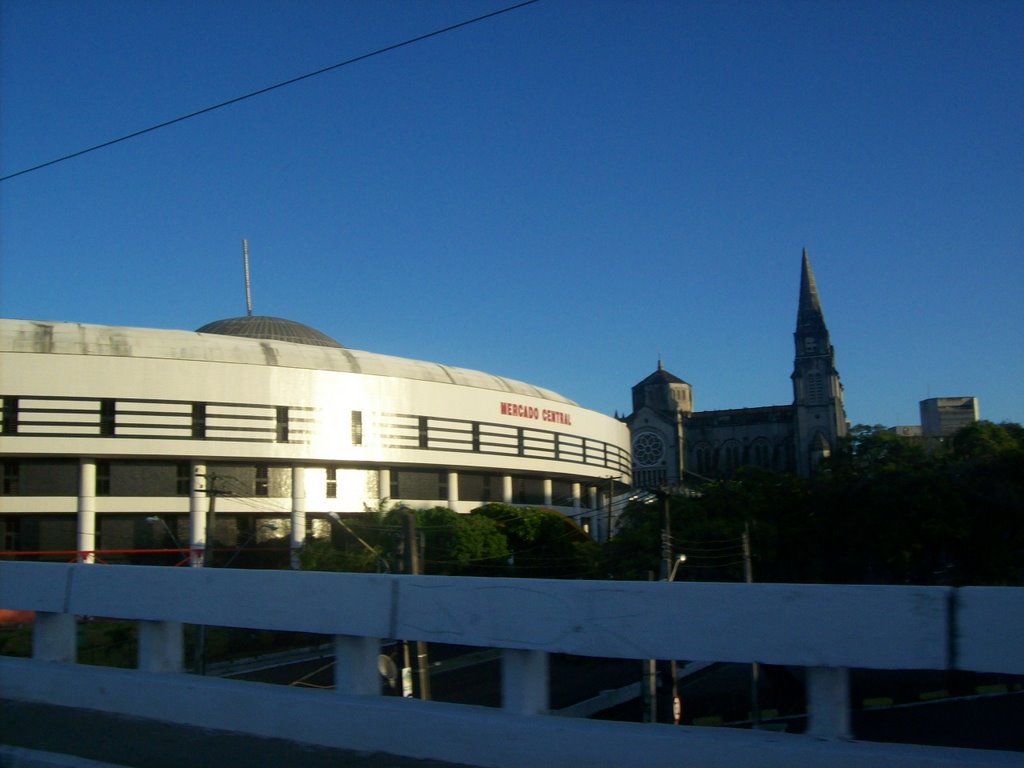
0, 700, 473, 768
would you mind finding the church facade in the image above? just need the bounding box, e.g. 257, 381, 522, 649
626, 251, 848, 488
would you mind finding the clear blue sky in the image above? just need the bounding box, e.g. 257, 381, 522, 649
2, 0, 1021, 427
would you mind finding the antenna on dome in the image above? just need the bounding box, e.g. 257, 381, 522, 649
242, 238, 253, 317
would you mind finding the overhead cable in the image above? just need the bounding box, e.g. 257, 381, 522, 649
0, 0, 541, 182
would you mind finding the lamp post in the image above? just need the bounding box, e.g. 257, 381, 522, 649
145, 516, 185, 565
222, 523, 279, 567
402, 509, 431, 701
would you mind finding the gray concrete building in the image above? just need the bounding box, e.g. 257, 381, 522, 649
920, 396, 980, 437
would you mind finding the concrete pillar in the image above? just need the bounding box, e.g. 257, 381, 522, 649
33, 612, 76, 662
190, 462, 207, 567
502, 475, 513, 505
77, 458, 96, 563
378, 468, 391, 507
806, 666, 851, 739
571, 482, 581, 510
447, 471, 458, 508
138, 621, 183, 672
542, 477, 552, 506
502, 649, 549, 715
334, 635, 381, 696
291, 466, 306, 570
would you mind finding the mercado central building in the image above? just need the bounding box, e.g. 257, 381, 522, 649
0, 315, 631, 564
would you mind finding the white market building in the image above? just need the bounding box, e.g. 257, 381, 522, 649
0, 317, 631, 565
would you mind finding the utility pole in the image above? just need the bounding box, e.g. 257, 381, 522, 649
194, 475, 218, 675
743, 520, 761, 728
650, 489, 684, 723
403, 510, 431, 700
606, 476, 614, 543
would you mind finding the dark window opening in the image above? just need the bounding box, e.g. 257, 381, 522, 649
2, 516, 21, 550
99, 399, 116, 436
2, 461, 20, 495
326, 466, 337, 499
276, 406, 289, 443
176, 461, 191, 496
351, 411, 363, 446
418, 417, 428, 449
255, 465, 269, 497
191, 403, 206, 439
1, 398, 18, 435
96, 460, 111, 496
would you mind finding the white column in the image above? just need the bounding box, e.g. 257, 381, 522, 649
806, 666, 851, 739
572, 482, 581, 510
77, 458, 96, 563
447, 471, 458, 508
502, 475, 513, 505
291, 466, 307, 570
542, 478, 553, 506
334, 635, 381, 696
378, 468, 391, 506
33, 612, 76, 662
190, 462, 207, 567
138, 621, 183, 672
502, 649, 549, 715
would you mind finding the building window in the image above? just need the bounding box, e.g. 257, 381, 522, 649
722, 444, 740, 475
176, 461, 191, 496
96, 460, 111, 496
191, 403, 206, 439
276, 406, 289, 443
1, 461, 20, 495
1, 398, 18, 435
2, 516, 20, 550
752, 441, 771, 469
807, 372, 825, 404
326, 466, 337, 498
351, 411, 363, 446
472, 422, 481, 452
99, 399, 116, 436
418, 417, 428, 449
254, 465, 269, 497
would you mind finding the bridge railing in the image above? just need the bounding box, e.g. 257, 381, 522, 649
1, 561, 1022, 768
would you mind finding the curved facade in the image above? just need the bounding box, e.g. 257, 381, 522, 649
0, 318, 630, 564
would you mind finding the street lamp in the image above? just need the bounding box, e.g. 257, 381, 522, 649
326, 511, 389, 573
222, 523, 279, 567
145, 515, 179, 546
668, 553, 687, 582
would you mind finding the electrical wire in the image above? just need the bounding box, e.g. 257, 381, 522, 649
0, 0, 542, 183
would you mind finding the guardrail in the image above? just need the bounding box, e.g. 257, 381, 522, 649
1, 561, 1022, 767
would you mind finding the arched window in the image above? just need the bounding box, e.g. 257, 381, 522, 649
721, 441, 741, 475
751, 440, 771, 468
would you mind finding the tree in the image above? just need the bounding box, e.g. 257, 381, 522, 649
384, 506, 508, 576
472, 503, 600, 578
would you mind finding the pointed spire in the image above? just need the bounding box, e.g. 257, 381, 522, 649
797, 248, 825, 331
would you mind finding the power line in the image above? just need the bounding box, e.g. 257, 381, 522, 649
0, 0, 542, 183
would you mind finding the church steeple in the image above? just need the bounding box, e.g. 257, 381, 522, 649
791, 249, 847, 475
797, 248, 826, 336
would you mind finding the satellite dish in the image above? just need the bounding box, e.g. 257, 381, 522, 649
378, 654, 399, 688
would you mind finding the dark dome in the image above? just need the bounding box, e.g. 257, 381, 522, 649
196, 316, 343, 348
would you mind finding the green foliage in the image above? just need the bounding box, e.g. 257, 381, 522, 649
382, 506, 509, 576
608, 421, 1024, 586
472, 503, 600, 578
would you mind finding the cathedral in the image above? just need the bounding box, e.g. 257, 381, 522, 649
626, 251, 848, 488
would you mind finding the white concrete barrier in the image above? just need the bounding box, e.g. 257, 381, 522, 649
1, 562, 1021, 768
